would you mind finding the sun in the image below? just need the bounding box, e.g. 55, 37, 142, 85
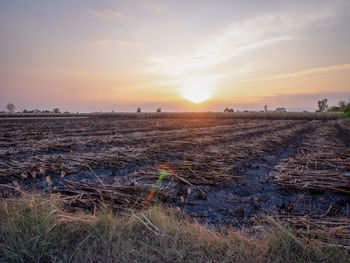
180, 77, 215, 103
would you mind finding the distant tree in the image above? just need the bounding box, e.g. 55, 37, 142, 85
338, 101, 346, 107
328, 106, 340, 112
6, 103, 15, 113
23, 109, 28, 113
264, 105, 268, 112
317, 99, 328, 112
224, 108, 234, 113
156, 108, 162, 113
344, 103, 350, 114
275, 107, 286, 112
338, 101, 346, 111
137, 108, 141, 113
52, 108, 60, 114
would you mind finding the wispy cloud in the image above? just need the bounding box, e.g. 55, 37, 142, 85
89, 40, 113, 46
118, 40, 143, 48
90, 9, 121, 21
146, 5, 338, 79
89, 40, 143, 48
141, 0, 168, 12
253, 91, 350, 111
244, 64, 350, 82
149, 2, 167, 12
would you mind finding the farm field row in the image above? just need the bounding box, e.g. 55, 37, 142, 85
1, 117, 349, 246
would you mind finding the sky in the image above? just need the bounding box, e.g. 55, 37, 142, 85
1, 0, 350, 112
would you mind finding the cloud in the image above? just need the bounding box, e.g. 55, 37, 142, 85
146, 4, 338, 78
118, 41, 143, 48
253, 91, 350, 111
149, 2, 167, 12
244, 64, 350, 82
89, 40, 143, 48
90, 9, 121, 21
89, 40, 113, 46
141, 0, 168, 12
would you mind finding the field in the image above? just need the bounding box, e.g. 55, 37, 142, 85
1, 114, 350, 261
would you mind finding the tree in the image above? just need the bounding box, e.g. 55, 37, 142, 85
156, 108, 162, 113
344, 103, 350, 114
6, 103, 15, 113
338, 101, 346, 111
137, 108, 141, 113
317, 99, 328, 112
224, 108, 234, 113
328, 106, 340, 112
52, 108, 60, 114
264, 105, 268, 112
275, 107, 286, 112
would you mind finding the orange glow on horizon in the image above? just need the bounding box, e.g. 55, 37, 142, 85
179, 76, 216, 104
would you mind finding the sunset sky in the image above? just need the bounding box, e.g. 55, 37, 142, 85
1, 0, 350, 112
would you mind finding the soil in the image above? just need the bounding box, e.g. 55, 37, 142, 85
1, 117, 349, 227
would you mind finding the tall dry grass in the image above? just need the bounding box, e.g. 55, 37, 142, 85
0, 197, 348, 263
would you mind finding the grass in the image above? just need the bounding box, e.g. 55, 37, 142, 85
0, 197, 349, 263
339, 112, 350, 122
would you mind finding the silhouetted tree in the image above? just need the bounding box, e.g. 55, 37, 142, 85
344, 103, 350, 114
317, 99, 328, 112
264, 105, 268, 112
137, 108, 141, 113
156, 108, 161, 113
328, 106, 340, 112
52, 108, 60, 114
338, 101, 346, 111
275, 107, 286, 112
224, 108, 234, 113
6, 103, 15, 113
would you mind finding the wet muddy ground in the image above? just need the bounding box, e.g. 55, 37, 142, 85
1, 117, 349, 228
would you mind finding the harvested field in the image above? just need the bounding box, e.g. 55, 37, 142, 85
0, 116, 349, 245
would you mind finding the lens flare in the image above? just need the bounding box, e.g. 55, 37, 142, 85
143, 164, 175, 207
